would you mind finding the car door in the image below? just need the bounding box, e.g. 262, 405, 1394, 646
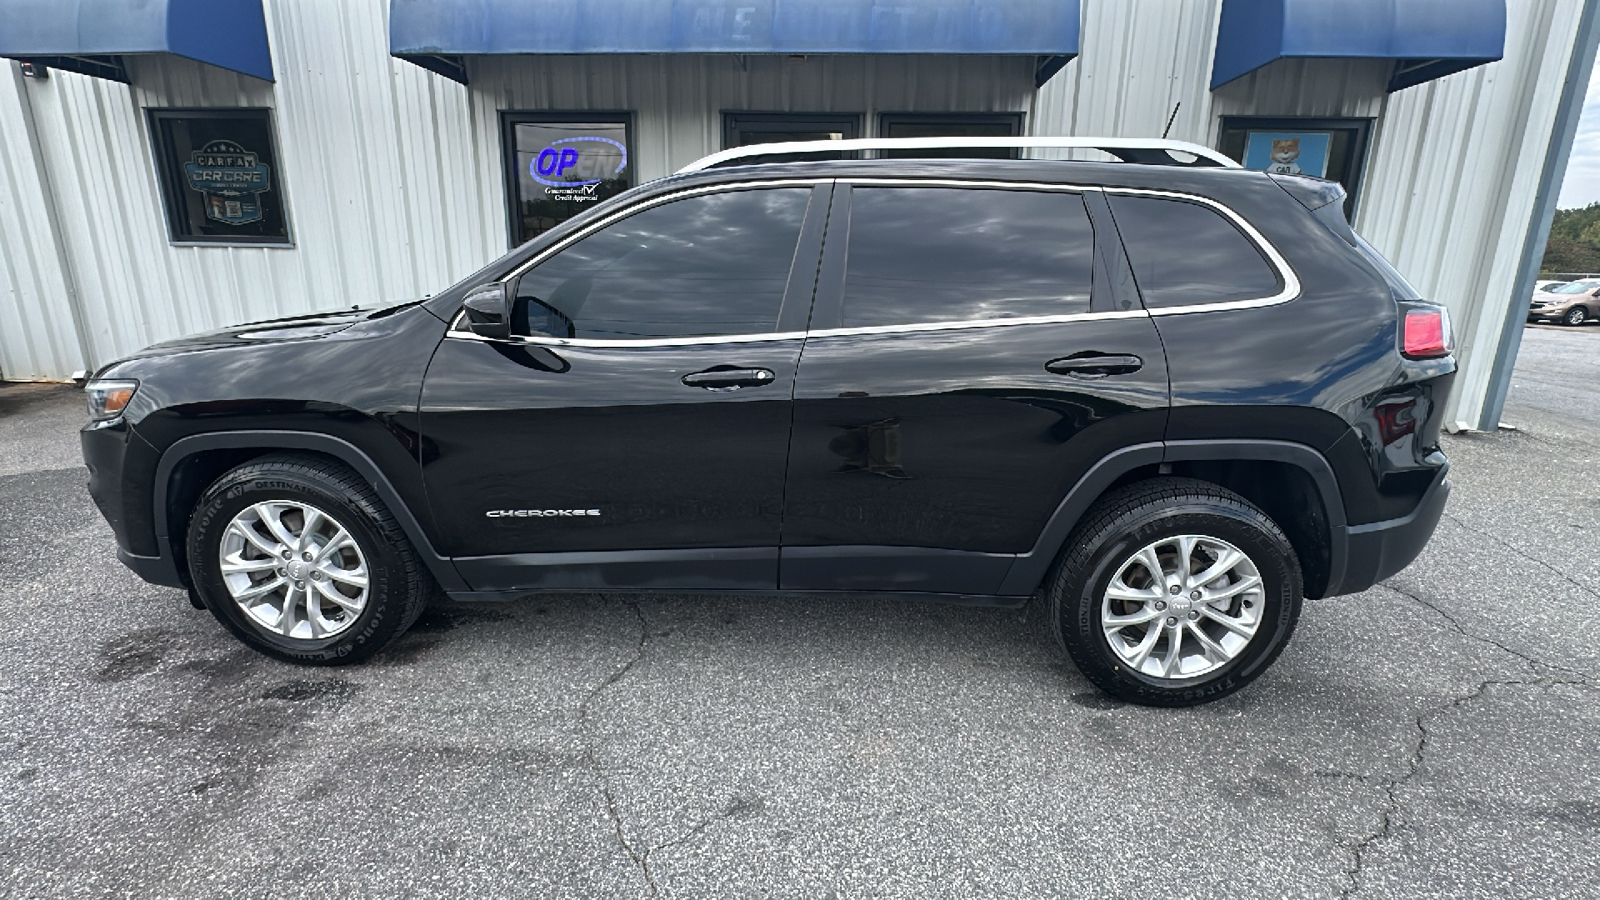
419, 182, 830, 592
780, 181, 1170, 595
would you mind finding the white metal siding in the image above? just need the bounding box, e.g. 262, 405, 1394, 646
463, 52, 1036, 244
0, 0, 1586, 432
0, 65, 84, 380
1357, 0, 1589, 430
0, 0, 487, 377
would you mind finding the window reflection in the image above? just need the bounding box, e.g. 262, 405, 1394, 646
514, 189, 809, 339
842, 188, 1095, 328
1107, 196, 1281, 309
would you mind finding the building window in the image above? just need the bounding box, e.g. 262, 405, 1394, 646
148, 109, 291, 245
722, 112, 862, 165
502, 113, 634, 246
1219, 117, 1373, 216
877, 113, 1025, 159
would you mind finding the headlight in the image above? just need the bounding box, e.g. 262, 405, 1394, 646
86, 379, 139, 422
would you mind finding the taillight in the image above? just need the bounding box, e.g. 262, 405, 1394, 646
1402, 306, 1452, 359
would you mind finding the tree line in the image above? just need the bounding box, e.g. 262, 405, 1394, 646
1542, 203, 1600, 274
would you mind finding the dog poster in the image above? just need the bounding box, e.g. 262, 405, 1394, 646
1242, 131, 1332, 178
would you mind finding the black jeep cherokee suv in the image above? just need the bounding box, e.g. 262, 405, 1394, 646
82, 142, 1455, 706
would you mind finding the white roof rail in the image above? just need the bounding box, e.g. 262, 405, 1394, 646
677, 137, 1241, 174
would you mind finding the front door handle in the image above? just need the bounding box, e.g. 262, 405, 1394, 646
682, 367, 776, 390
1045, 354, 1144, 378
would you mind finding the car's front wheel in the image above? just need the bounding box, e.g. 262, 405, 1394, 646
186, 454, 431, 664
1564, 306, 1589, 326
1047, 478, 1302, 707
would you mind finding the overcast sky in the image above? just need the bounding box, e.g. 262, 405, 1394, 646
1557, 59, 1600, 209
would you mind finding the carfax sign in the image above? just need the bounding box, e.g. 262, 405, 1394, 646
184, 140, 271, 225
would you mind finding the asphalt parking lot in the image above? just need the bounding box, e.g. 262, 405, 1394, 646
3, 326, 1598, 899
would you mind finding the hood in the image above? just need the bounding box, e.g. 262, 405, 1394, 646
109, 301, 427, 364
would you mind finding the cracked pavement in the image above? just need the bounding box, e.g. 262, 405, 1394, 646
2, 325, 1598, 898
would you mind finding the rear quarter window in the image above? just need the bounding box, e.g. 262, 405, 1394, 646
1107, 195, 1282, 309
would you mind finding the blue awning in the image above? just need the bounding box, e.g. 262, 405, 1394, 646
1211, 0, 1505, 93
0, 0, 274, 83
390, 0, 1080, 86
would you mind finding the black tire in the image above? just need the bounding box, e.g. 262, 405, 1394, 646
1046, 477, 1302, 707
1564, 306, 1589, 326
186, 453, 431, 664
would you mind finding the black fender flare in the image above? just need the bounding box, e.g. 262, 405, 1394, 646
997, 439, 1348, 596
152, 430, 466, 592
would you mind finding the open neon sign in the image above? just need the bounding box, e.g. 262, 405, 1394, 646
530, 136, 628, 187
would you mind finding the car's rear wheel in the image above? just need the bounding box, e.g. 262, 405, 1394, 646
1047, 477, 1302, 707
1564, 306, 1589, 326
186, 454, 431, 664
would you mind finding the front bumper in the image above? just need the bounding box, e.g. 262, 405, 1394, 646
117, 547, 186, 588
83, 420, 183, 588
1328, 463, 1451, 596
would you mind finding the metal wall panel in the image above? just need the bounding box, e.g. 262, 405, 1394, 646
0, 65, 85, 380
0, 0, 487, 376
0, 0, 1588, 434
1355, 0, 1586, 429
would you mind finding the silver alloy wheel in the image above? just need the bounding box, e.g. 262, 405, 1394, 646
1100, 534, 1265, 680
218, 501, 369, 641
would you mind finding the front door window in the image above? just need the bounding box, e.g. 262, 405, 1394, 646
512, 188, 811, 340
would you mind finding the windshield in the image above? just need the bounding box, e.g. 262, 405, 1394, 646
1550, 281, 1597, 294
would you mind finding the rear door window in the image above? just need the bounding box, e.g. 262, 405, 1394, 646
1107, 195, 1282, 309
840, 187, 1095, 328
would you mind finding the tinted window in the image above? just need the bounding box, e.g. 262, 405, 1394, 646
514, 188, 809, 339
841, 188, 1095, 328
1107, 195, 1281, 309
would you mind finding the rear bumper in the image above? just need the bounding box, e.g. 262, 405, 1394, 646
1327, 463, 1450, 596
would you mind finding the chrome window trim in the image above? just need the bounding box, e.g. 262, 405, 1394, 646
446, 177, 1299, 349
446, 308, 1152, 348
445, 320, 809, 348
1099, 186, 1302, 315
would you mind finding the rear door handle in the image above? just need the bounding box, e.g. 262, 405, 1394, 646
682, 367, 776, 390
1045, 354, 1144, 378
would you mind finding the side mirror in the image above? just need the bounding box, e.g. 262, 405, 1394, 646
461, 283, 510, 340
